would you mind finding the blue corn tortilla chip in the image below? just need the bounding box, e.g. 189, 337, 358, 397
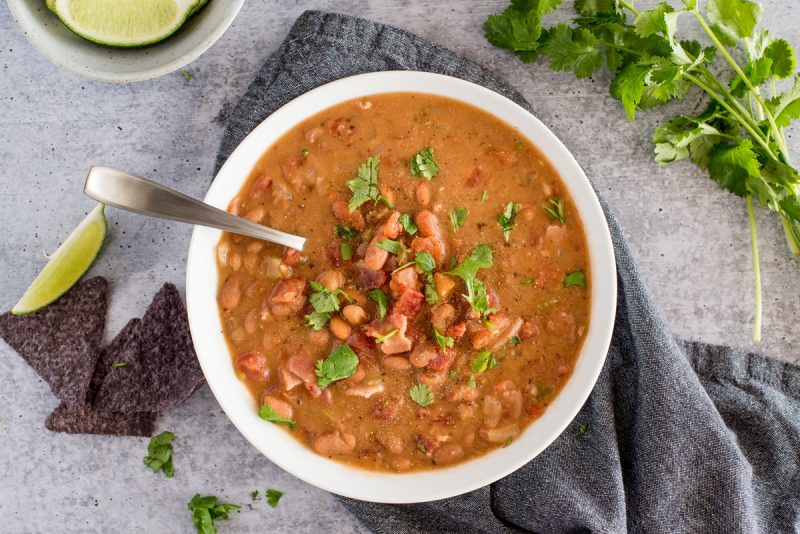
45, 403, 156, 437
0, 277, 107, 407
94, 283, 204, 412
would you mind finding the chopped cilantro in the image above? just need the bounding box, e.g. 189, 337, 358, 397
481, 190, 488, 203
187, 494, 239, 534
266, 489, 283, 508
470, 350, 499, 373
467, 375, 477, 388
368, 289, 388, 319
250, 490, 259, 501
424, 282, 439, 305
410, 383, 434, 407
315, 344, 359, 389
415, 251, 436, 273
304, 311, 331, 331
301, 148, 309, 157
399, 213, 418, 235
433, 325, 454, 350
448, 369, 460, 379
111, 362, 128, 368
340, 242, 353, 261
509, 336, 521, 345
564, 270, 587, 288
334, 223, 359, 239
577, 421, 589, 437
375, 329, 399, 344
450, 207, 469, 232
305, 281, 350, 330
409, 147, 440, 179
544, 197, 565, 224
514, 140, 524, 153
497, 202, 521, 242
520, 278, 535, 286
180, 69, 192, 81
503, 436, 514, 447
258, 403, 296, 430
143, 431, 175, 477
448, 244, 496, 317
347, 156, 386, 212
377, 238, 404, 255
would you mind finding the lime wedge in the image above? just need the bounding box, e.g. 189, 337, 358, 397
13, 204, 108, 315
49, 0, 201, 48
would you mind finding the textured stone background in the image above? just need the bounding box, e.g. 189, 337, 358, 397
0, 1, 797, 532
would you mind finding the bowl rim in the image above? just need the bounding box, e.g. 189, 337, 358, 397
6, 0, 244, 83
186, 71, 617, 503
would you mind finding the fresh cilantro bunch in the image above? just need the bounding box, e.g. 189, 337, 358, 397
486, 0, 800, 341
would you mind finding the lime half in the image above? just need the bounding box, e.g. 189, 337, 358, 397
50, 0, 201, 48
13, 204, 108, 315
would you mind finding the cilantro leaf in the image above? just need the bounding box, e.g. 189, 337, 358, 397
450, 207, 468, 232
485, 6, 544, 63
377, 239, 404, 255
409, 383, 434, 407
415, 252, 436, 273
577, 421, 589, 436
266, 489, 283, 508
143, 431, 175, 477
258, 403, 296, 430
187, 494, 240, 534
575, 0, 618, 17
433, 325, 454, 350
111, 362, 128, 368
368, 289, 388, 319
634, 3, 674, 38
610, 63, 650, 121
764, 38, 796, 79
729, 57, 772, 97
564, 270, 587, 288
467, 375, 477, 388
399, 213, 418, 235
375, 329, 399, 344
315, 344, 359, 389
347, 156, 381, 212
305, 310, 331, 331
707, 139, 762, 197
497, 202, 521, 242
409, 147, 440, 179
503, 436, 514, 447
470, 350, 499, 373
509, 336, 521, 345
707, 0, 762, 43
448, 244, 493, 281
766, 75, 800, 127
305, 281, 350, 330
541, 23, 604, 79
334, 223, 359, 239
340, 242, 353, 261
250, 490, 259, 501
544, 197, 565, 223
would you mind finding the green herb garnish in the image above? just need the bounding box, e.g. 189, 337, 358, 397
301, 148, 309, 157
340, 242, 353, 261
258, 403, 296, 430
111, 362, 128, 368
486, 0, 800, 342
520, 278, 535, 286
577, 421, 589, 437
433, 325, 454, 350
266, 489, 283, 508
409, 383, 434, 407
250, 490, 259, 501
564, 270, 587, 288
503, 436, 514, 448
143, 431, 175, 477
470, 350, 499, 373
368, 288, 389, 319
544, 197, 565, 224
180, 69, 192, 81
448, 244, 497, 317
335, 223, 359, 239
315, 344, 359, 389
497, 202, 521, 242
448, 369, 460, 379
467, 375, 477, 388
509, 336, 521, 345
348, 156, 389, 212
409, 147, 440, 179
450, 207, 469, 232
305, 280, 351, 330
187, 494, 240, 534
481, 190, 488, 203
399, 213, 418, 235
377, 238, 404, 255
375, 329, 399, 344
415, 251, 436, 272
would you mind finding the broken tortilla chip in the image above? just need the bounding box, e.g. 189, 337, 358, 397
45, 402, 156, 437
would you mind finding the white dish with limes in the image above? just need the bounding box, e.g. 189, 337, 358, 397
7, 0, 243, 82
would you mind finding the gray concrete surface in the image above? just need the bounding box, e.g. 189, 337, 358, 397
0, 1, 797, 532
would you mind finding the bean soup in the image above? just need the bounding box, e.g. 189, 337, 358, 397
216, 93, 590, 472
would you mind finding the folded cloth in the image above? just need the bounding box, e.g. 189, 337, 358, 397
215, 11, 800, 534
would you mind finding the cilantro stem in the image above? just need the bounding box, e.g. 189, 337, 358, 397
746, 196, 762, 342
698, 68, 768, 143
691, 9, 789, 159
617, 0, 639, 17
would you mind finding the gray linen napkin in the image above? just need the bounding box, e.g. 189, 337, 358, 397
215, 11, 800, 534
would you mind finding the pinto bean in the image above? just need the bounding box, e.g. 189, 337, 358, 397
329, 316, 351, 340
430, 303, 456, 332
244, 309, 259, 335
308, 328, 331, 346
383, 211, 402, 239
260, 394, 293, 419
411, 236, 446, 265
389, 266, 419, 295
419, 371, 447, 388
457, 402, 476, 420
415, 210, 442, 238
449, 384, 479, 402
480, 423, 520, 443
317, 270, 345, 292
390, 456, 413, 472
220, 276, 241, 310
313, 431, 356, 456
244, 206, 266, 223
433, 444, 464, 465
416, 182, 431, 206
483, 395, 502, 428
377, 434, 404, 455
332, 199, 365, 231
342, 304, 368, 325
364, 227, 390, 271
383, 356, 412, 371
410, 344, 436, 368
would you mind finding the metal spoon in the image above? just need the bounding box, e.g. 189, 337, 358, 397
83, 166, 306, 251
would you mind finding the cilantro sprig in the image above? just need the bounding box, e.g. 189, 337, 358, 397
448, 244, 497, 317
348, 156, 391, 212
305, 280, 351, 330
258, 403, 296, 430
143, 431, 175, 477
485, 0, 800, 342
410, 383, 434, 407
315, 343, 359, 389
410, 147, 440, 179
187, 494, 240, 534
497, 202, 520, 242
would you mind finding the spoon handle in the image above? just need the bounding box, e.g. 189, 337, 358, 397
83, 166, 306, 251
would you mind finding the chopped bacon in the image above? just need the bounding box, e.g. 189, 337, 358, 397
269, 278, 307, 316
347, 330, 377, 358
466, 165, 485, 187
373, 395, 405, 421
415, 434, 438, 455
249, 174, 273, 197
410, 236, 446, 265
332, 200, 365, 231
389, 266, 419, 295
446, 320, 467, 339
471, 313, 524, 351
519, 321, 539, 341
393, 288, 425, 318
365, 313, 413, 354
286, 352, 322, 398
282, 247, 302, 266
350, 262, 388, 289
324, 241, 345, 267
426, 349, 457, 373
236, 351, 270, 383
279, 364, 302, 391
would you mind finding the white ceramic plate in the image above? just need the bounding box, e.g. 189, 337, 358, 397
186, 71, 617, 503
6, 0, 243, 83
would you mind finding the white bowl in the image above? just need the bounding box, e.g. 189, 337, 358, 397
186, 71, 617, 503
6, 0, 243, 83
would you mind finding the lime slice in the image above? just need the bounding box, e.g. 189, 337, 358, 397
50, 0, 201, 48
13, 204, 108, 315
